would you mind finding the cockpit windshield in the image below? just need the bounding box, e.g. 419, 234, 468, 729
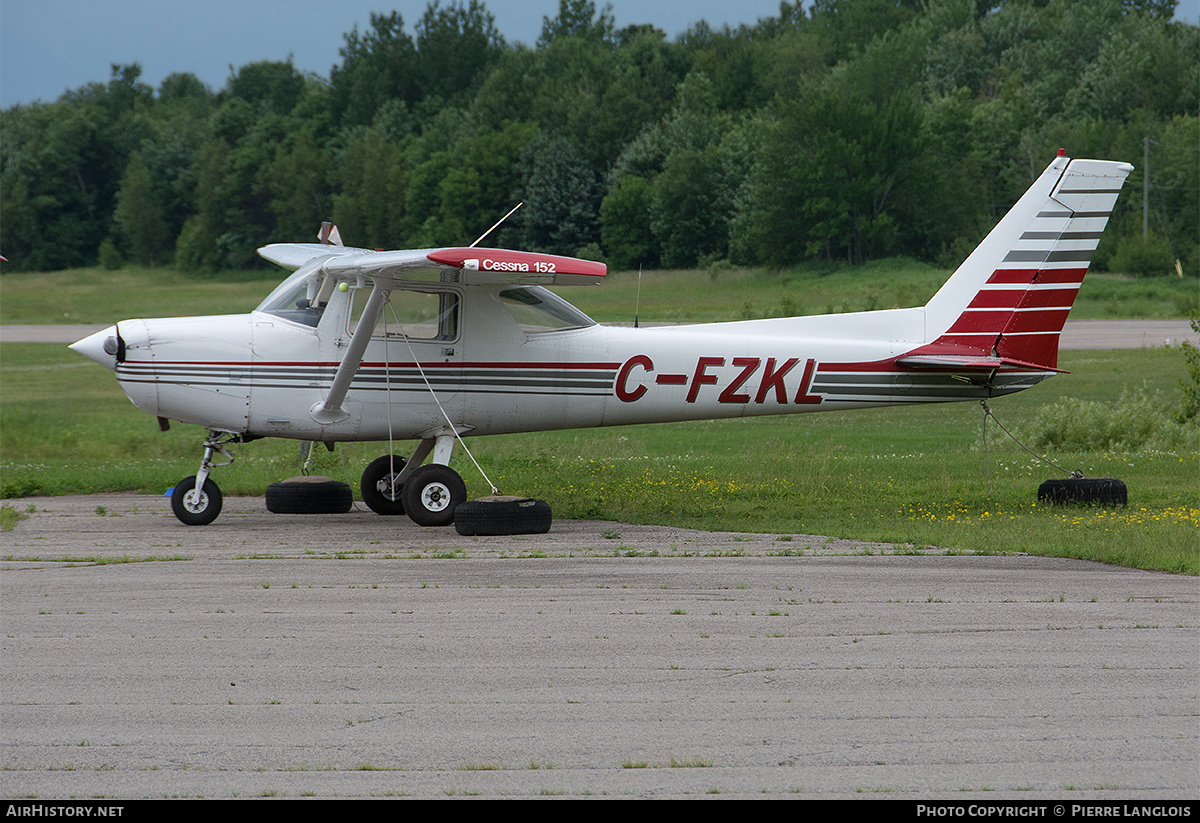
497, 287, 595, 333
257, 269, 325, 327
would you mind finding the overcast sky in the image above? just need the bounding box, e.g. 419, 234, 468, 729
0, 0, 797, 108
2, 0, 1197, 109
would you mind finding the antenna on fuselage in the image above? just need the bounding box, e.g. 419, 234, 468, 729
634, 265, 642, 328
469, 202, 524, 248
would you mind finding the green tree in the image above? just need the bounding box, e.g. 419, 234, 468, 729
601, 174, 658, 269
224, 61, 307, 116
0, 64, 153, 270
114, 150, 171, 265
0, 169, 35, 268
650, 146, 728, 268
331, 127, 403, 248
745, 88, 923, 265
158, 72, 213, 107
174, 140, 230, 271
538, 0, 616, 49
526, 36, 619, 168
415, 1, 506, 104
330, 12, 418, 127
268, 129, 331, 242
511, 132, 600, 255
808, 0, 921, 62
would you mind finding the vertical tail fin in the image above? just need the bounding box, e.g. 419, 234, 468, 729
916, 154, 1132, 370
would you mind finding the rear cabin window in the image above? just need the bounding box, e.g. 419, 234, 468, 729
497, 287, 594, 333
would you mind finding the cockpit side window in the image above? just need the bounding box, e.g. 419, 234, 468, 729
349, 287, 459, 341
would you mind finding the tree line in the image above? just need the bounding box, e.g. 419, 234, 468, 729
1, 0, 1196, 277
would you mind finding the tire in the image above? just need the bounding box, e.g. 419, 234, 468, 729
402, 464, 466, 527
1038, 477, 1127, 507
171, 475, 223, 526
454, 496, 552, 536
361, 455, 407, 516
265, 476, 354, 514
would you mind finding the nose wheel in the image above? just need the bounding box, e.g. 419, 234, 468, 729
171, 475, 223, 526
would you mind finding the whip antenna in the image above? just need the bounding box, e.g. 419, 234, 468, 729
470, 202, 523, 248
634, 265, 642, 328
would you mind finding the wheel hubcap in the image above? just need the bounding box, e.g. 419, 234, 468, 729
183, 489, 208, 513
376, 474, 400, 501
421, 482, 451, 512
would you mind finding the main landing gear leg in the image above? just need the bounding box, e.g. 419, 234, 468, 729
170, 430, 235, 526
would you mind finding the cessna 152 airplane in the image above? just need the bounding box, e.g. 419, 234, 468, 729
70, 152, 1131, 527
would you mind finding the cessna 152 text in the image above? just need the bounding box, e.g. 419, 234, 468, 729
70, 153, 1132, 527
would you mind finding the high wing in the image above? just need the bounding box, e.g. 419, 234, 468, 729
259, 244, 606, 286
257, 243, 362, 271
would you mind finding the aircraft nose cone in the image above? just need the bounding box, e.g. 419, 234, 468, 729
69, 325, 120, 370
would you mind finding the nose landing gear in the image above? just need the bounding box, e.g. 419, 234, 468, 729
170, 430, 237, 526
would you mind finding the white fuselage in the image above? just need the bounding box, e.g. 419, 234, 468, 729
65, 155, 1132, 529
67, 156, 1132, 451
96, 282, 1042, 446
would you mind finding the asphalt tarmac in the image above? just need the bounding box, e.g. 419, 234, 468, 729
2, 493, 1196, 800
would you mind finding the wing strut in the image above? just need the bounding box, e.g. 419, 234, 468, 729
311, 281, 390, 425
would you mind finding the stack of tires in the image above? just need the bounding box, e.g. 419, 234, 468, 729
454, 496, 552, 535
1037, 477, 1127, 507
265, 476, 354, 514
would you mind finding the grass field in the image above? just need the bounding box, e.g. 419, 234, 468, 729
2, 260, 1197, 573
2, 339, 1195, 573
1, 259, 1196, 325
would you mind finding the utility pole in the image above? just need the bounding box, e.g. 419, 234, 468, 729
1142, 137, 1158, 238
1143, 137, 1150, 237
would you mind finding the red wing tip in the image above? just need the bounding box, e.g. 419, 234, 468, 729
426, 248, 606, 277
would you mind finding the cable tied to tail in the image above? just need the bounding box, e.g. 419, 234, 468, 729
980, 400, 1082, 498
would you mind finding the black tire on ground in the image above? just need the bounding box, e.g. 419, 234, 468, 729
361, 455, 407, 515
265, 476, 354, 514
402, 464, 466, 527
454, 496, 552, 536
171, 475, 223, 526
1037, 477, 1127, 507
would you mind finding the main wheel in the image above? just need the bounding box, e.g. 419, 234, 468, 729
454, 496, 552, 536
171, 475, 223, 526
361, 455, 407, 515
265, 476, 354, 514
402, 464, 466, 527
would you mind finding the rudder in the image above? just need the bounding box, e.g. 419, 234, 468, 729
917, 154, 1132, 370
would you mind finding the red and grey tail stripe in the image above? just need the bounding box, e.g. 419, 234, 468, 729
931, 183, 1122, 370
808, 363, 1053, 406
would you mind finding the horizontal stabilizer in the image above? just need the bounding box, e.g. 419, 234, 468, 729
896, 354, 1066, 373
